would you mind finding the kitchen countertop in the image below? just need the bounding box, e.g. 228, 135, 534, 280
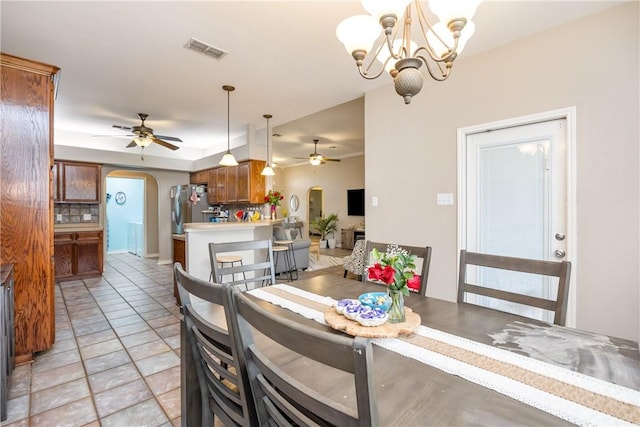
54, 225, 104, 232
184, 220, 280, 232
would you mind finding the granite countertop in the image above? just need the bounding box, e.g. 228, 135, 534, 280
184, 220, 279, 232
172, 234, 185, 241
54, 224, 104, 232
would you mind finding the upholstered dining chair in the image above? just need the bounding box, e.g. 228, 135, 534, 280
343, 239, 367, 280
362, 241, 432, 296
174, 263, 256, 427
209, 239, 276, 290
227, 286, 380, 427
457, 250, 571, 325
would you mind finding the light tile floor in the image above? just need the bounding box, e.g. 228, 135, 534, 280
2, 253, 182, 427
2, 247, 351, 427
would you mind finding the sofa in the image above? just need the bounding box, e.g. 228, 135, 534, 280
272, 223, 310, 274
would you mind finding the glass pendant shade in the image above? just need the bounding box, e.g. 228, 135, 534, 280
261, 114, 275, 176
428, 0, 481, 24
336, 15, 380, 55
361, 0, 411, 20
309, 158, 322, 166
219, 85, 238, 167
261, 165, 275, 176
220, 152, 238, 166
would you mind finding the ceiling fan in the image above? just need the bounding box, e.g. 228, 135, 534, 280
294, 139, 341, 166
109, 113, 182, 151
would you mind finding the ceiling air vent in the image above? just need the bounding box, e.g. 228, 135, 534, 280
184, 38, 228, 60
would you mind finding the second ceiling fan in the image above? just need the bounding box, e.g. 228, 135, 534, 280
295, 139, 341, 165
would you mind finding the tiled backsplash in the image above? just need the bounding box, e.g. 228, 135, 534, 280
54, 203, 99, 224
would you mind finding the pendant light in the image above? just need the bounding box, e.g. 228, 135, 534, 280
219, 85, 238, 166
261, 114, 275, 176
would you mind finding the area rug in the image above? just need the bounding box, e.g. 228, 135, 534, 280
308, 254, 344, 271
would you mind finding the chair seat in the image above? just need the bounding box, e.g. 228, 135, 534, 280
216, 255, 242, 263
272, 246, 289, 252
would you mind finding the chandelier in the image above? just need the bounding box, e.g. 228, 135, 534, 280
261, 114, 275, 176
336, 0, 481, 104
219, 85, 239, 166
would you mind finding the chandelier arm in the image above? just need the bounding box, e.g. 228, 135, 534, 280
357, 64, 388, 80
416, 54, 451, 81
414, 0, 462, 63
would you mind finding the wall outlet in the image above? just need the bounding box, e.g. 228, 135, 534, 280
83, 213, 92, 221
436, 193, 454, 206
57, 214, 62, 221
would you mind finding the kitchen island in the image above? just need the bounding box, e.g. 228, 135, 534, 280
183, 220, 278, 283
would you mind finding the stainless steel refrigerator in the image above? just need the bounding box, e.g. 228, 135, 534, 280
170, 184, 208, 234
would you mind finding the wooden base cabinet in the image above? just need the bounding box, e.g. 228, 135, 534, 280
54, 231, 103, 281
1, 53, 59, 363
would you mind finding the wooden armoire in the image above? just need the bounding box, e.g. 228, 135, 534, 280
1, 53, 60, 363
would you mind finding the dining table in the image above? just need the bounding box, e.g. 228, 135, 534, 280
182, 275, 640, 427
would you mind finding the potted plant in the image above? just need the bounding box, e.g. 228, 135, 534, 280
311, 213, 338, 249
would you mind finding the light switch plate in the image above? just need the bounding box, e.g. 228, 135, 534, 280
437, 193, 454, 206
371, 196, 378, 207
83, 213, 92, 221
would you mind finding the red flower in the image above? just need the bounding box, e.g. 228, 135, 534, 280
407, 274, 421, 292
368, 263, 395, 285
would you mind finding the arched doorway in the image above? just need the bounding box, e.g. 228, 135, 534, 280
105, 170, 159, 257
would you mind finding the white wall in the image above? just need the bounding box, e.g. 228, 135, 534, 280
278, 155, 365, 244
364, 3, 639, 341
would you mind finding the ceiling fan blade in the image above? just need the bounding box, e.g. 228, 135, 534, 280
154, 134, 183, 143
151, 137, 179, 150
324, 158, 341, 162
93, 134, 134, 138
126, 140, 137, 148
112, 125, 132, 131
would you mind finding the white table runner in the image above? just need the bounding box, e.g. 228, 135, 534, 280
248, 284, 640, 426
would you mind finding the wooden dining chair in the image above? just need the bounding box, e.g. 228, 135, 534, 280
457, 250, 571, 325
209, 239, 276, 290
227, 286, 379, 427
174, 263, 257, 427
362, 241, 432, 296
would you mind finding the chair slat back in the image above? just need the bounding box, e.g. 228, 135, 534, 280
209, 239, 276, 290
362, 241, 432, 296
228, 287, 379, 427
457, 250, 571, 325
174, 263, 256, 427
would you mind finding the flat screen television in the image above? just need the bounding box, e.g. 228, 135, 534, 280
347, 189, 365, 216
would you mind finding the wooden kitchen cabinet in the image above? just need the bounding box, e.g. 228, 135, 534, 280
1, 53, 59, 363
54, 231, 103, 280
205, 160, 266, 204
172, 237, 186, 305
56, 161, 101, 203
190, 170, 209, 185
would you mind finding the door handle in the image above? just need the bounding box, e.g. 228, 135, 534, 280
554, 249, 566, 258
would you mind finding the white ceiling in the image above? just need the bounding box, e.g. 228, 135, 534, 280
1, 1, 623, 167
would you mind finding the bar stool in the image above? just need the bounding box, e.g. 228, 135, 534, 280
210, 255, 246, 283
273, 240, 297, 281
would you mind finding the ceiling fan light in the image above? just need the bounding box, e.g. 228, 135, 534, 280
261, 164, 275, 176
220, 152, 238, 166
310, 158, 322, 166
135, 136, 151, 147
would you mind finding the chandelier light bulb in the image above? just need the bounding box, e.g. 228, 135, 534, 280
336, 15, 379, 57
337, 0, 482, 103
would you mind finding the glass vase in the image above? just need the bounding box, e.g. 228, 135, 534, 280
270, 205, 276, 220
387, 289, 406, 323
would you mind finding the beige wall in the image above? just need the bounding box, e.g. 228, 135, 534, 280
365, 3, 639, 341
278, 155, 365, 244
